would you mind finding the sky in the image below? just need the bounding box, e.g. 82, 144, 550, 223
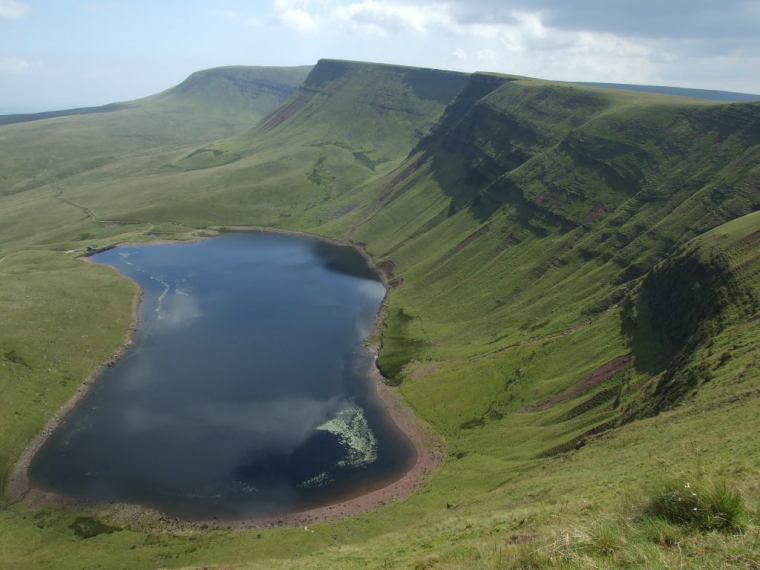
2, 0, 760, 113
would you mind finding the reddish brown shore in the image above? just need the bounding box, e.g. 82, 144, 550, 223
207, 366, 444, 530
6, 229, 444, 530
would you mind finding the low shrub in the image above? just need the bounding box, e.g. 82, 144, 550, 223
69, 516, 120, 539
641, 476, 746, 533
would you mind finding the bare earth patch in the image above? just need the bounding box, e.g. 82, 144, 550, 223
522, 354, 631, 413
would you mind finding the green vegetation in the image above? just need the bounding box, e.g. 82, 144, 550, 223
69, 516, 121, 539
0, 65, 311, 199
0, 59, 759, 568
642, 475, 747, 533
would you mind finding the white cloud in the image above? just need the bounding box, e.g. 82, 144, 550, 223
277, 7, 319, 32
443, 48, 469, 70
449, 48, 466, 61
269, 0, 453, 36
460, 12, 656, 83
476, 48, 496, 63
331, 0, 448, 36
0, 57, 36, 73
178, 2, 744, 92
272, 0, 325, 32
0, 0, 30, 19
261, 0, 658, 83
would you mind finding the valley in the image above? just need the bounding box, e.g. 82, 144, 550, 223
0, 59, 758, 569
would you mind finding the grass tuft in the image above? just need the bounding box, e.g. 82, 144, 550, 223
641, 475, 747, 533
583, 518, 626, 557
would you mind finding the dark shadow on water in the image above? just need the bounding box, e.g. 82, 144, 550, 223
311, 240, 381, 282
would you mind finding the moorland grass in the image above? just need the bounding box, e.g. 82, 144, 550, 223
0, 60, 759, 569
641, 475, 747, 533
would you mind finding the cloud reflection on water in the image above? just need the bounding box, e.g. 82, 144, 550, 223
118, 396, 351, 487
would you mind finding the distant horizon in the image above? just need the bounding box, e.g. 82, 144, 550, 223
2, 59, 759, 116
3, 1, 759, 111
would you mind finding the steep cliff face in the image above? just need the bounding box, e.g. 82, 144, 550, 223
620, 212, 760, 418
406, 76, 760, 230
348, 73, 760, 418
260, 59, 468, 153
185, 59, 471, 170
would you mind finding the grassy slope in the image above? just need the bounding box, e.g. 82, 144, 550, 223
52, 59, 471, 228
0, 65, 311, 200
1, 60, 759, 569
0, 253, 135, 493
0, 65, 314, 482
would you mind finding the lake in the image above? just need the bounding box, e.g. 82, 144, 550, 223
29, 232, 414, 519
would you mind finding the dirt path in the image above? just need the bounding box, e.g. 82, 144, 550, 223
53, 187, 97, 222
0, 250, 29, 268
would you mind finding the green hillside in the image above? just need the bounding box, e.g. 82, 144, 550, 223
575, 81, 760, 102
1, 60, 759, 569
0, 65, 311, 198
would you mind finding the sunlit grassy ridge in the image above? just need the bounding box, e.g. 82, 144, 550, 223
0, 60, 759, 569
0, 65, 311, 199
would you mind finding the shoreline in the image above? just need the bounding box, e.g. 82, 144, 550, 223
5, 267, 143, 503
213, 225, 389, 286
195, 356, 443, 530
7, 228, 443, 529
184, 364, 442, 531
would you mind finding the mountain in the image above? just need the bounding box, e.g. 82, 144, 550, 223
17, 59, 471, 231
176, 59, 470, 169
152, 65, 314, 118
0, 66, 312, 127
0, 65, 311, 197
0, 102, 134, 127
0, 60, 759, 569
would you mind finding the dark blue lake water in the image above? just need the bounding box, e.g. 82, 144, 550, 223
29, 232, 413, 519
